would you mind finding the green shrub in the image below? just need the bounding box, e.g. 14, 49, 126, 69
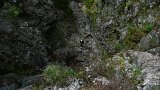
129, 66, 142, 85
115, 42, 125, 51
84, 0, 94, 4
43, 65, 75, 86
93, 59, 116, 79
83, 0, 94, 8
145, 23, 154, 32
132, 67, 141, 77
123, 25, 147, 49
82, 0, 101, 24
93, 49, 116, 79
0, 3, 21, 18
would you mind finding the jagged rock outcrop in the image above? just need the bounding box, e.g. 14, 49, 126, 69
69, 1, 99, 65
1, 0, 160, 89
139, 29, 160, 51
0, 18, 48, 74
95, 0, 160, 53
91, 0, 160, 89
124, 51, 160, 90
148, 47, 160, 56
0, 0, 78, 89
0, 0, 61, 75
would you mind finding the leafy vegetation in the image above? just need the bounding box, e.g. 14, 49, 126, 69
0, 3, 21, 18
43, 64, 88, 87
43, 65, 76, 86
115, 42, 125, 51
145, 23, 154, 32
123, 25, 147, 49
92, 50, 142, 89
93, 58, 116, 79
81, 0, 101, 24
123, 22, 155, 50
129, 66, 142, 85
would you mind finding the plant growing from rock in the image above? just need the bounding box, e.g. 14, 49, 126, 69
81, 0, 101, 24
43, 65, 76, 86
145, 23, 154, 32
123, 25, 147, 49
115, 42, 125, 52
126, 64, 142, 86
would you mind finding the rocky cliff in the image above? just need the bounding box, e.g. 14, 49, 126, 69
0, 0, 160, 90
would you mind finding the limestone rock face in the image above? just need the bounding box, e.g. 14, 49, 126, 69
148, 47, 160, 56
124, 51, 160, 89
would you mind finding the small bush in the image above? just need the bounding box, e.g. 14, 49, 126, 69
115, 42, 125, 51
123, 25, 147, 49
93, 49, 116, 79
145, 23, 154, 32
84, 0, 94, 7
82, 0, 101, 24
129, 66, 142, 85
0, 3, 21, 18
43, 65, 75, 86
